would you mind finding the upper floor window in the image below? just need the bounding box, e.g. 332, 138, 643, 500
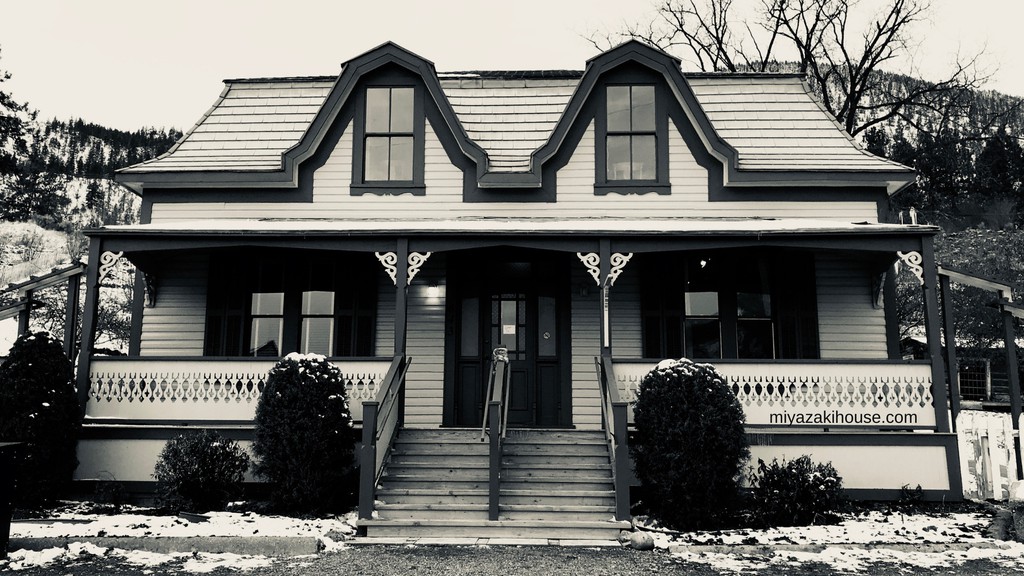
596, 78, 669, 193
364, 87, 414, 181
353, 80, 425, 194
606, 85, 656, 181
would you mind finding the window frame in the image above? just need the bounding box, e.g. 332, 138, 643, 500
594, 71, 670, 195
640, 251, 819, 361
203, 253, 379, 358
351, 79, 426, 195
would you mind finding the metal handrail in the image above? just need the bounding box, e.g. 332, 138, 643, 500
596, 353, 631, 521
485, 348, 510, 520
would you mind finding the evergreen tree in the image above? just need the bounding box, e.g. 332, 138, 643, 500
0, 48, 29, 176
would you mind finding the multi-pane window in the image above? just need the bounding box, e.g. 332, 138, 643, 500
364, 87, 414, 182
204, 255, 377, 358
641, 252, 818, 360
606, 85, 656, 181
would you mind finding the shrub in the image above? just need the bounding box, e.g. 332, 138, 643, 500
252, 353, 355, 514
153, 430, 250, 513
630, 358, 750, 530
749, 455, 844, 526
0, 331, 81, 508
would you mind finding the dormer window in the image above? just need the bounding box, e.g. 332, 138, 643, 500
352, 81, 425, 194
365, 87, 414, 181
606, 85, 656, 180
595, 79, 669, 194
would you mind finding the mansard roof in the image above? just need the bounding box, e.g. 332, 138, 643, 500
117, 41, 913, 193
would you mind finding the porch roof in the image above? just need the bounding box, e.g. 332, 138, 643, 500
95, 217, 936, 237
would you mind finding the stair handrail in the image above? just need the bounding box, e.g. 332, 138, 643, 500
596, 353, 631, 521
486, 347, 510, 521
358, 354, 411, 521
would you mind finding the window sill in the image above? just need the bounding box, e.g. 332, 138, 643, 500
351, 183, 426, 196
594, 182, 670, 196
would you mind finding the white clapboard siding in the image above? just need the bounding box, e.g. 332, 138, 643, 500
149, 118, 881, 223
816, 254, 887, 359
402, 254, 447, 428
571, 265, 603, 429
609, 265, 643, 358
139, 255, 207, 356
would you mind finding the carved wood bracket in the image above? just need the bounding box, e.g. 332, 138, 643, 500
896, 251, 924, 286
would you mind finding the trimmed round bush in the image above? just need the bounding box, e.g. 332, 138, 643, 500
630, 358, 749, 530
153, 430, 250, 513
252, 353, 355, 514
0, 331, 81, 508
749, 455, 844, 526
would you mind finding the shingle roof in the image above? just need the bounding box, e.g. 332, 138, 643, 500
119, 69, 906, 177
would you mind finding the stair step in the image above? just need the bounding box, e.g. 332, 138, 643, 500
377, 488, 489, 505
499, 504, 616, 522
502, 468, 611, 481
377, 503, 489, 520
501, 454, 610, 466
378, 476, 488, 491
502, 443, 609, 456
501, 478, 614, 492
390, 454, 489, 466
360, 518, 630, 540
386, 462, 489, 476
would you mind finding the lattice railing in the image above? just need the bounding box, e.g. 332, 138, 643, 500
86, 358, 389, 423
614, 360, 936, 429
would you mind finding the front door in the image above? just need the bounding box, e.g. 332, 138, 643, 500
447, 255, 567, 428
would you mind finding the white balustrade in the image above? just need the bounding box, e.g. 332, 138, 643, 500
613, 360, 936, 429
86, 358, 389, 424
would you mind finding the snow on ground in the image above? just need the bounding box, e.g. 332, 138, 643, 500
10, 506, 359, 539
3, 506, 358, 572
662, 507, 1024, 574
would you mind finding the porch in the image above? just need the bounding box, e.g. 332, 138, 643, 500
70, 217, 962, 520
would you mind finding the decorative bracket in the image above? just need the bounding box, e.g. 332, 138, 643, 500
407, 252, 432, 285
896, 251, 924, 286
606, 253, 633, 287
577, 252, 601, 285
97, 251, 124, 285
375, 252, 398, 285
375, 251, 433, 286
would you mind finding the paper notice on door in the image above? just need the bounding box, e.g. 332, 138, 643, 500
502, 324, 516, 335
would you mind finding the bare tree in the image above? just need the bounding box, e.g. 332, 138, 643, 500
593, 0, 987, 137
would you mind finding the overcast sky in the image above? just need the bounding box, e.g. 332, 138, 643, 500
1, 0, 1021, 132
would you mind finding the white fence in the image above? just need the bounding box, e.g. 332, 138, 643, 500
86, 357, 389, 423
613, 360, 936, 429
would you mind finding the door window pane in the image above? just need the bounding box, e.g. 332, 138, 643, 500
461, 297, 479, 357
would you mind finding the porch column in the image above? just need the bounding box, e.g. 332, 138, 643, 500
394, 239, 409, 355
1002, 307, 1024, 479
599, 239, 611, 355
920, 240, 952, 433
16, 288, 32, 336
62, 272, 81, 359
939, 274, 961, 431
74, 237, 104, 416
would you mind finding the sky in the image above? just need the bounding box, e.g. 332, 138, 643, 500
1, 0, 1023, 132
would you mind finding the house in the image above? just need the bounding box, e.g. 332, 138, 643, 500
73, 41, 961, 537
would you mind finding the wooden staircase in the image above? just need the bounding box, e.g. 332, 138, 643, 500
360, 428, 630, 539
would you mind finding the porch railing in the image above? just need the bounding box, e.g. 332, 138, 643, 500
358, 354, 411, 521
482, 348, 511, 521
85, 357, 390, 424
612, 359, 937, 430
595, 354, 631, 521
